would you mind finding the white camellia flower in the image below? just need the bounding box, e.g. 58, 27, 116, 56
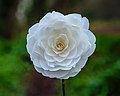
26, 11, 96, 79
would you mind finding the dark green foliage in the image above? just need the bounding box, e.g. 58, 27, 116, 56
0, 35, 32, 96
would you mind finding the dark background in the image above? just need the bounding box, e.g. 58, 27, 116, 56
0, 0, 120, 96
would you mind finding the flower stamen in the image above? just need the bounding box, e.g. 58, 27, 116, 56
56, 40, 65, 51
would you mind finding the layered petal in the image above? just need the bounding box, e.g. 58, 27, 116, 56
26, 36, 36, 54
34, 66, 69, 79
81, 17, 89, 29
67, 47, 77, 59
69, 57, 88, 74
65, 13, 82, 27
28, 23, 39, 37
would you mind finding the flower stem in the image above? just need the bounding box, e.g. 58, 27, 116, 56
62, 79, 65, 96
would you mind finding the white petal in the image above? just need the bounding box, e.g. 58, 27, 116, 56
68, 69, 81, 79
65, 13, 82, 26
77, 57, 88, 69
55, 59, 73, 66
40, 38, 48, 49
40, 11, 65, 26
31, 52, 42, 68
58, 34, 69, 43
82, 17, 89, 29
52, 11, 65, 17
69, 57, 81, 67
85, 44, 96, 57
48, 35, 56, 47
69, 72, 79, 77
75, 40, 90, 58
55, 57, 80, 72
47, 62, 70, 71
59, 48, 70, 57
39, 12, 52, 24
35, 65, 69, 79
44, 52, 55, 62
26, 36, 36, 54
47, 62, 55, 67
33, 42, 44, 57
69, 37, 76, 51
32, 59, 41, 68
60, 70, 80, 79
33, 57, 67, 71
60, 74, 70, 79
28, 23, 39, 36
34, 66, 46, 74
70, 57, 88, 74
45, 47, 57, 56
53, 55, 66, 62
32, 54, 69, 71
44, 70, 69, 79
85, 30, 96, 43
69, 25, 81, 44
65, 13, 82, 19
51, 20, 70, 32
39, 58, 50, 70
67, 48, 77, 59
31, 54, 49, 70
75, 44, 84, 58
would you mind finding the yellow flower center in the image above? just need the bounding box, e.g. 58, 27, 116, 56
56, 40, 65, 51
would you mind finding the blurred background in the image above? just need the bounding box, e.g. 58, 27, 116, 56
0, 0, 120, 96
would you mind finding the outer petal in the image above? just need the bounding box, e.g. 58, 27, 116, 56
34, 66, 69, 79
85, 44, 96, 57
60, 74, 70, 79
26, 36, 36, 54
66, 69, 81, 79
40, 11, 65, 26
71, 57, 88, 73
52, 11, 64, 17
65, 13, 82, 26
75, 43, 84, 58
44, 70, 69, 79
68, 57, 81, 67
75, 40, 90, 58
31, 52, 42, 68
28, 23, 39, 37
33, 42, 44, 57
81, 17, 89, 29
39, 12, 52, 25
85, 30, 96, 43
31, 52, 54, 70
60, 70, 81, 79
34, 66, 46, 75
